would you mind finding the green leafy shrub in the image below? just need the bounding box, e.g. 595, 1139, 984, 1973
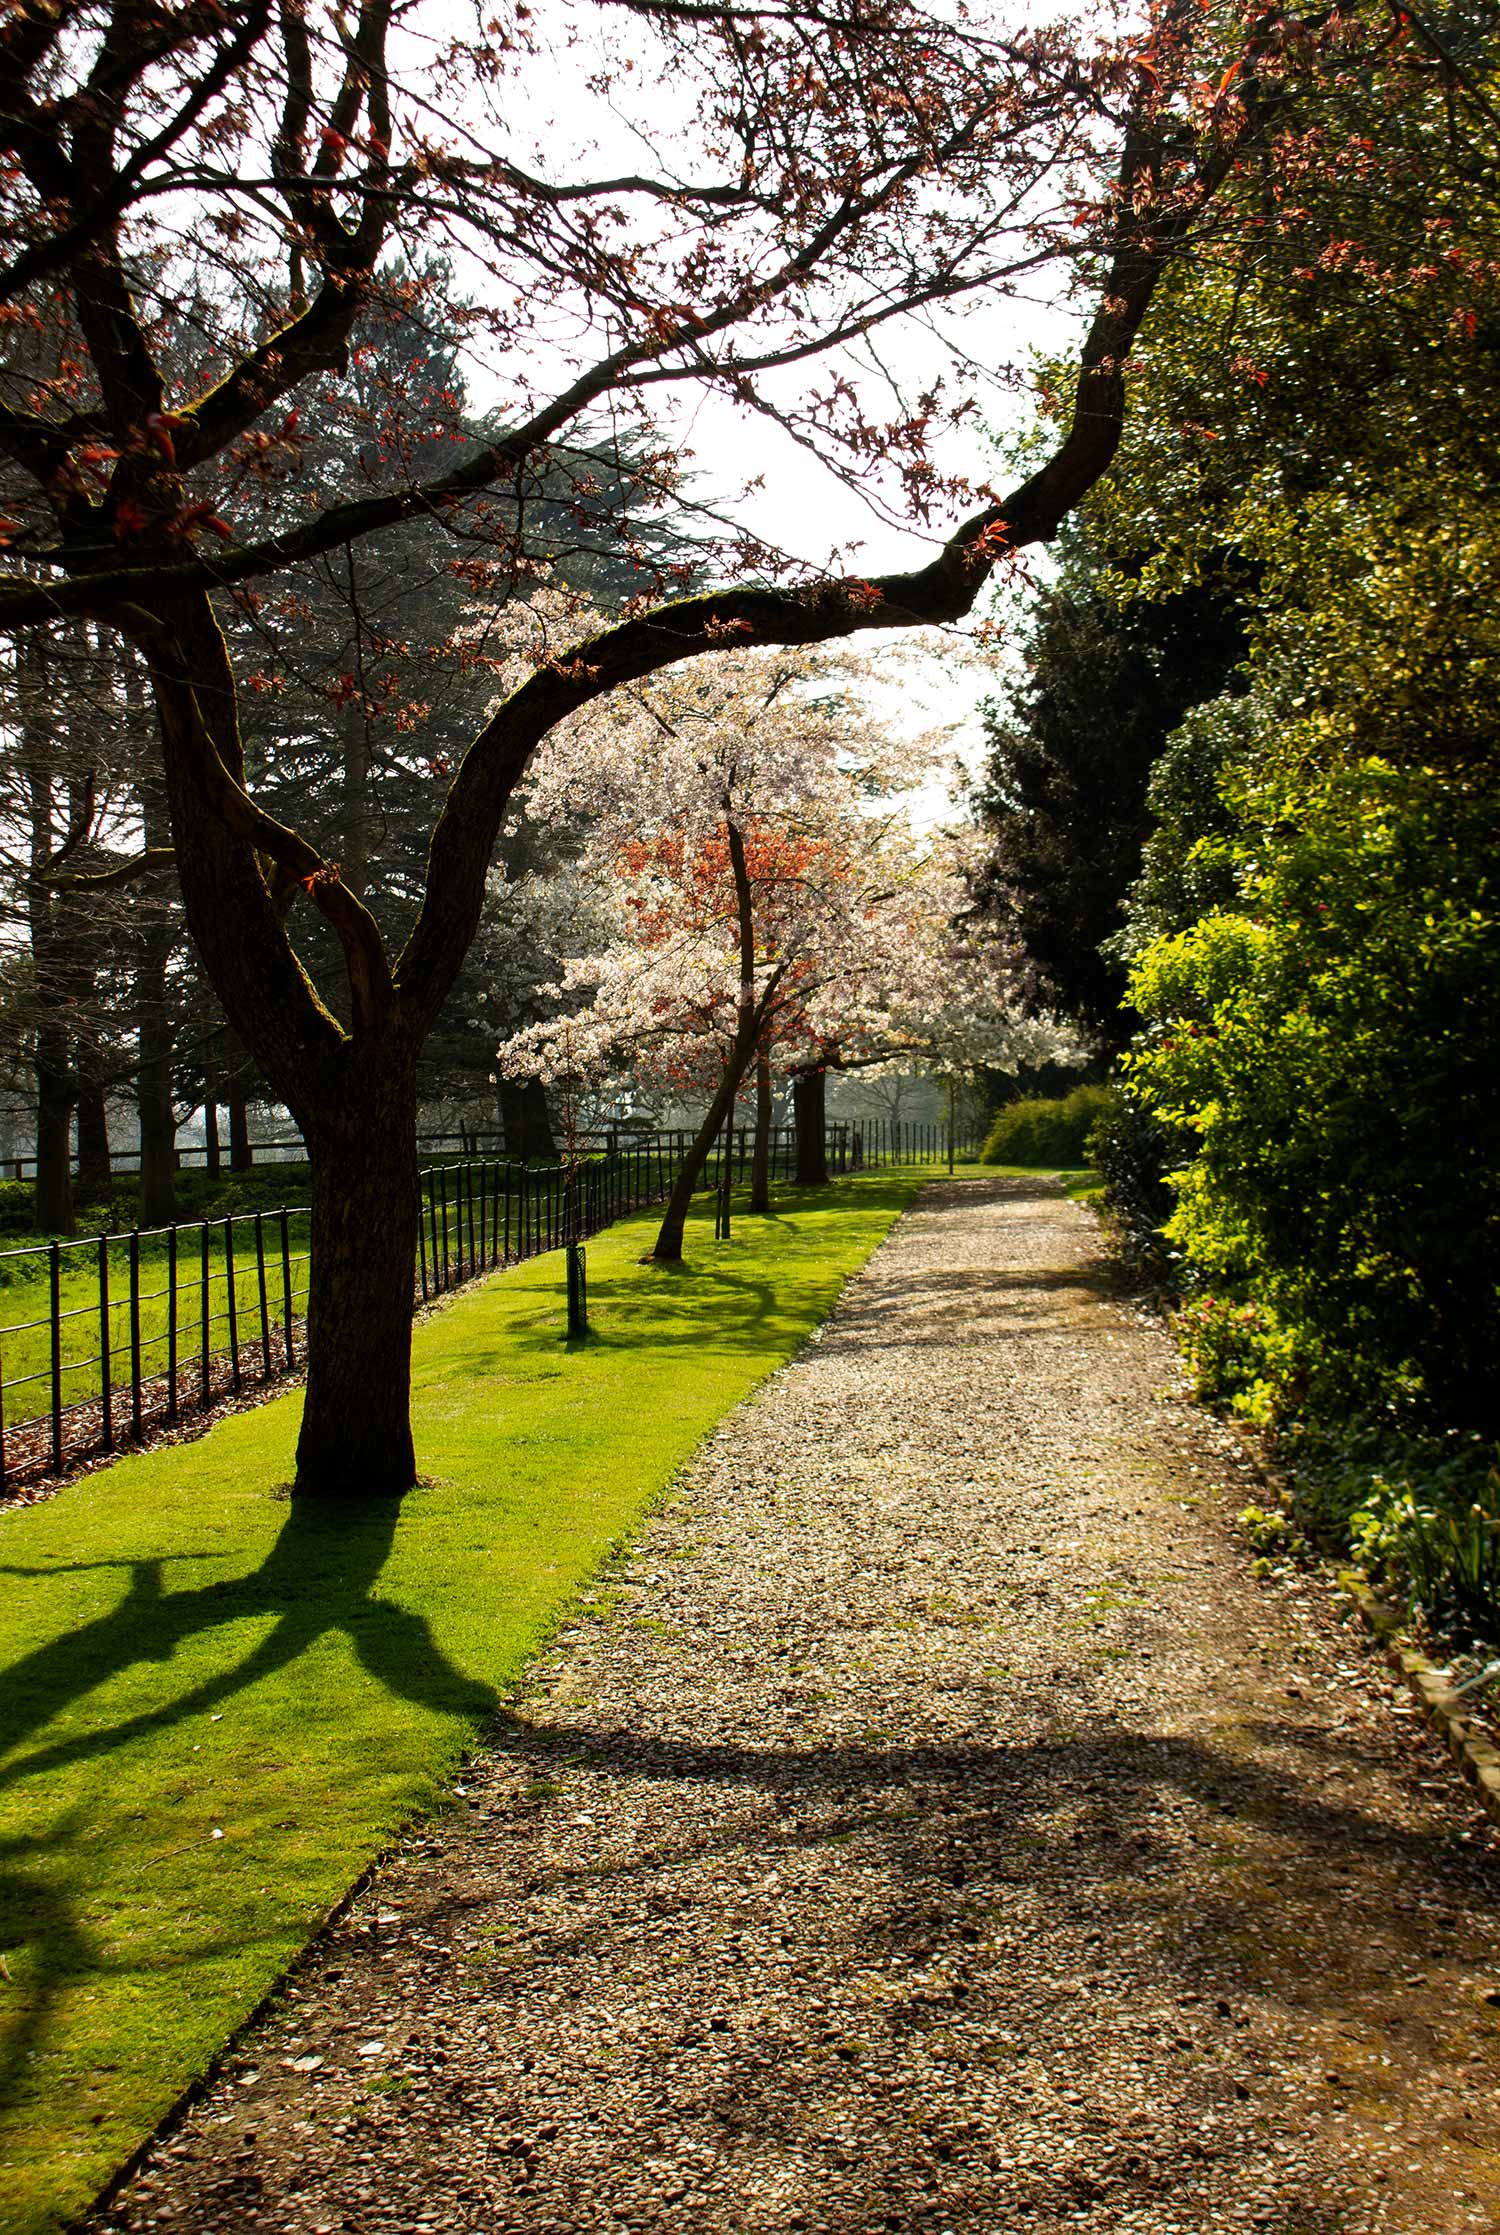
1346, 1444, 1500, 1633
980, 1083, 1113, 1168
1236, 1502, 1313, 1578
1173, 1292, 1304, 1427
0, 1161, 317, 1251
1259, 1423, 1500, 1636
1128, 760, 1500, 1435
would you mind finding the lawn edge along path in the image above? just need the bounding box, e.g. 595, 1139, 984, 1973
0, 1169, 926, 2235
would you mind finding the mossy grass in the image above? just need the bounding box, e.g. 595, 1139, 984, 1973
0, 1168, 925, 2235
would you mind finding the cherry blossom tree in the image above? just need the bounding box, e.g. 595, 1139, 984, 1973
498, 648, 1050, 1249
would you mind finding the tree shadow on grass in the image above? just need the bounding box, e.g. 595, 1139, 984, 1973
0, 1499, 499, 2171
487, 1255, 788, 1360
0, 1497, 497, 1793
0, 1814, 94, 2129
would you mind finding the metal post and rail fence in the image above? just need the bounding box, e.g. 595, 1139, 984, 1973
0, 1115, 976, 1495
0, 1125, 571, 1184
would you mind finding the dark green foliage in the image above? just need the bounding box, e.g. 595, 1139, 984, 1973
979, 1057, 1104, 1108
1132, 765, 1500, 1441
1079, 4, 1500, 1629
1086, 1090, 1182, 1284
1282, 1423, 1500, 1638
1107, 698, 1253, 967
0, 1161, 320, 1245
972, 539, 1247, 1048
980, 1084, 1114, 1167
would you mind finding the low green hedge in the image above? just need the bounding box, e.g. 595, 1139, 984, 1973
980, 1084, 1114, 1169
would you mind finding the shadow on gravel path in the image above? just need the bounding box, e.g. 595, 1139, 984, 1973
89, 1172, 1500, 2235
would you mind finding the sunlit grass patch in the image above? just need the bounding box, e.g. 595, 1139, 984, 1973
0, 1168, 924, 2235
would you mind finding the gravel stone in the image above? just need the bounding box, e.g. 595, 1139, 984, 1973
93, 1174, 1500, 2234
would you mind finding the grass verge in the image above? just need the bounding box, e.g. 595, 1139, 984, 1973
0, 1168, 926, 2235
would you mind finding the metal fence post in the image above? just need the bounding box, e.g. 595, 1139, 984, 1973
280, 1205, 295, 1368
225, 1217, 240, 1392
255, 1212, 272, 1379
200, 1220, 212, 1403
167, 1224, 179, 1423
49, 1240, 63, 1473
98, 1234, 112, 1451
128, 1230, 142, 1441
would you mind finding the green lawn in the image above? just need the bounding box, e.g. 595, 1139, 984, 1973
0, 1169, 926, 2235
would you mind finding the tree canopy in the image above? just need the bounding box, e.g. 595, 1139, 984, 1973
1, 0, 1463, 1494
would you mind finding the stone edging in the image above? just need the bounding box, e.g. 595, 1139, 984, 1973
1338, 1568, 1500, 1833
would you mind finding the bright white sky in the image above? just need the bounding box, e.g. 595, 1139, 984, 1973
675, 310, 1076, 821
430, 0, 1091, 816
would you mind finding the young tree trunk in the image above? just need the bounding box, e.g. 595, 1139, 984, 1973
750, 1054, 773, 1213
294, 1058, 420, 1498
203, 1098, 221, 1177
793, 1066, 829, 1185
651, 1058, 754, 1264
228, 1075, 253, 1170
76, 1067, 112, 1196
32, 1025, 75, 1235
652, 813, 768, 1264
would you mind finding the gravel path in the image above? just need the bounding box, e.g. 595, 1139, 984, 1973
100, 1175, 1500, 2235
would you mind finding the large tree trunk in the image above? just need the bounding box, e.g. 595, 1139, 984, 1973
21, 637, 76, 1234
228, 1073, 253, 1170
76, 1066, 112, 1196
133, 707, 179, 1224
135, 916, 178, 1224
793, 1065, 828, 1186
294, 1057, 420, 1498
750, 1053, 773, 1213
499, 1077, 554, 1161
136, 1020, 177, 1222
